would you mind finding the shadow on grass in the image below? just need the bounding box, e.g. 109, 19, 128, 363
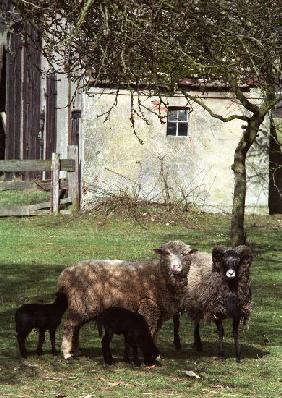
163, 341, 269, 361
0, 263, 65, 303
0, 354, 40, 385
0, 336, 271, 386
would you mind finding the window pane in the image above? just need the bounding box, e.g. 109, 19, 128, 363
168, 110, 178, 121
178, 123, 188, 136
177, 109, 188, 121
167, 122, 177, 135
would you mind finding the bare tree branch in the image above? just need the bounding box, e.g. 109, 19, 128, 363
182, 91, 249, 122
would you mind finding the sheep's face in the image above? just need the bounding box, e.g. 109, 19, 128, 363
142, 341, 161, 366
143, 346, 161, 366
154, 241, 196, 275
212, 245, 253, 280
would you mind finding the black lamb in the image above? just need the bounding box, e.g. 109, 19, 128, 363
96, 307, 160, 366
15, 292, 68, 357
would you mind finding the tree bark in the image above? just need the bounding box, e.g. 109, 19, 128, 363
230, 119, 262, 247
231, 139, 247, 246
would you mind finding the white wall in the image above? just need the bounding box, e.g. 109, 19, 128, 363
80, 88, 269, 214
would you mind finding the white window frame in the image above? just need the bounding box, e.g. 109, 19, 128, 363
167, 108, 189, 137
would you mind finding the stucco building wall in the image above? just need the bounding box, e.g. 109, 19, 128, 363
80, 88, 268, 213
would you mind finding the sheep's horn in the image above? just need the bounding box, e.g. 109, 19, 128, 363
235, 245, 253, 263
153, 248, 170, 255
212, 245, 226, 261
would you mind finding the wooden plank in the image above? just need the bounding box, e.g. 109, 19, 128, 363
14, 35, 22, 160
35, 179, 68, 192
0, 201, 50, 216
46, 73, 57, 160
0, 159, 51, 172
30, 201, 50, 210
0, 180, 36, 191
30, 209, 50, 215
60, 197, 72, 205
0, 198, 72, 217
67, 145, 80, 212
0, 207, 30, 216
59, 210, 71, 215
0, 159, 74, 172
60, 159, 75, 172
51, 152, 60, 214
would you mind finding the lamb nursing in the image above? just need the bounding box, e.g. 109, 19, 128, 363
57, 240, 193, 359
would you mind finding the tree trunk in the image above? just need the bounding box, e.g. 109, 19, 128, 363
230, 119, 261, 247
231, 141, 247, 246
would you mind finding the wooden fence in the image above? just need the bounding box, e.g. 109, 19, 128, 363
0, 145, 79, 216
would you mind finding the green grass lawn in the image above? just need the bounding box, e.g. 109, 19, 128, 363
0, 189, 50, 206
0, 208, 281, 398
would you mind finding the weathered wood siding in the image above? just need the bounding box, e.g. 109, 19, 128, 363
46, 73, 57, 159
6, 33, 22, 160
0, 44, 5, 159
22, 27, 41, 162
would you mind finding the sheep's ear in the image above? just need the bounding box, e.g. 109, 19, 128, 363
153, 248, 170, 256
212, 245, 226, 272
235, 245, 253, 264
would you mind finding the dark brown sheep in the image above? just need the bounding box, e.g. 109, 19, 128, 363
180, 245, 253, 362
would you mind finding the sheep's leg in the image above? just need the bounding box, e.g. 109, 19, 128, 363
96, 320, 103, 338
124, 333, 140, 366
37, 329, 45, 355
233, 317, 241, 362
61, 314, 81, 359
138, 300, 162, 363
101, 330, 114, 365
49, 329, 57, 355
173, 312, 182, 351
138, 299, 161, 339
215, 319, 225, 358
194, 322, 203, 352
123, 334, 131, 363
72, 326, 81, 355
17, 331, 30, 358
72, 320, 88, 355
153, 318, 163, 347
132, 344, 141, 366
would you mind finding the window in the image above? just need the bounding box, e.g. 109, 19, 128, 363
167, 108, 189, 137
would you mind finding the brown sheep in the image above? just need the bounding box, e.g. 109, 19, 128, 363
57, 241, 193, 359
180, 245, 253, 362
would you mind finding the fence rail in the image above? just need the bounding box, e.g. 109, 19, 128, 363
0, 145, 80, 216
0, 159, 75, 172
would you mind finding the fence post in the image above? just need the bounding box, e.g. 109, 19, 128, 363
67, 145, 80, 212
51, 152, 60, 214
